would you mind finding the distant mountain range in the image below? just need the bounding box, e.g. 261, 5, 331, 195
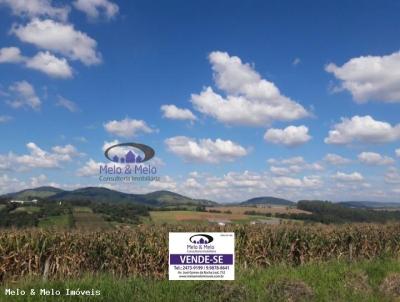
2, 186, 217, 207
241, 196, 294, 206
2, 187, 399, 208
339, 201, 400, 209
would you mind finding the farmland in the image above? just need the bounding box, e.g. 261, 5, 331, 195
206, 205, 311, 215
2, 223, 400, 283
149, 210, 276, 224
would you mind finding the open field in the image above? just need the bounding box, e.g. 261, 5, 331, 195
11, 206, 41, 214
38, 215, 71, 229
206, 206, 311, 215
0, 204, 5, 211
72, 207, 112, 230
2, 258, 400, 301
149, 210, 271, 224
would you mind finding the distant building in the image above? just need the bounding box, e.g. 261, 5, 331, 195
10, 199, 37, 205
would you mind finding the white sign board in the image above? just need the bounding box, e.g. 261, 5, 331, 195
169, 232, 235, 280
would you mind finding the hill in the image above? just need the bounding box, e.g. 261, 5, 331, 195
4, 186, 63, 200
2, 187, 217, 207
241, 196, 294, 206
339, 201, 400, 209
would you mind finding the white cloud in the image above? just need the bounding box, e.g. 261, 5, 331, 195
26, 51, 72, 78
0, 115, 12, 123
56, 96, 79, 112
396, 148, 400, 158
190, 51, 309, 126
358, 152, 394, 165
0, 46, 24, 63
0, 47, 73, 78
104, 118, 154, 138
0, 0, 69, 21
273, 176, 322, 188
6, 81, 41, 110
161, 104, 197, 121
0, 142, 79, 171
326, 51, 400, 103
333, 171, 364, 182
325, 115, 400, 144
385, 167, 400, 184
165, 136, 248, 163
268, 156, 323, 176
77, 158, 101, 176
12, 19, 101, 65
268, 156, 306, 166
73, 0, 119, 20
264, 125, 311, 147
323, 153, 351, 165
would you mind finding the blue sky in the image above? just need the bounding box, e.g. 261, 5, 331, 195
0, 0, 399, 202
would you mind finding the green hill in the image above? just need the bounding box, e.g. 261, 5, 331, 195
2, 187, 217, 207
4, 186, 64, 200
241, 196, 294, 206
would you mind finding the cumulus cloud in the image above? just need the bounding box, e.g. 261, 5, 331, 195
264, 125, 311, 147
6, 81, 41, 110
0, 46, 24, 63
0, 142, 80, 171
12, 19, 101, 65
104, 118, 154, 138
325, 115, 400, 144
396, 149, 400, 158
73, 0, 119, 20
326, 51, 400, 103
268, 156, 323, 176
385, 167, 400, 184
273, 176, 322, 188
190, 51, 309, 126
0, 47, 72, 78
26, 51, 72, 78
56, 96, 79, 112
161, 104, 197, 121
0, 0, 69, 21
333, 171, 364, 182
77, 158, 101, 176
165, 136, 248, 163
323, 153, 351, 165
358, 152, 394, 165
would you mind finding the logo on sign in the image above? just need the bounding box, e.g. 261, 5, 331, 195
189, 234, 214, 244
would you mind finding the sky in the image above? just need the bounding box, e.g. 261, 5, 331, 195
0, 0, 399, 202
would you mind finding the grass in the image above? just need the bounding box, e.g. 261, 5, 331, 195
38, 215, 71, 229
0, 204, 5, 211
12, 206, 41, 214
2, 258, 400, 301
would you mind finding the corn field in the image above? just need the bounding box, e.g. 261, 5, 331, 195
1, 223, 400, 283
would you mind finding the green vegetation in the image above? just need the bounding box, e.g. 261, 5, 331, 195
2, 258, 400, 301
12, 206, 41, 214
38, 215, 72, 229
241, 196, 294, 206
275, 200, 400, 223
